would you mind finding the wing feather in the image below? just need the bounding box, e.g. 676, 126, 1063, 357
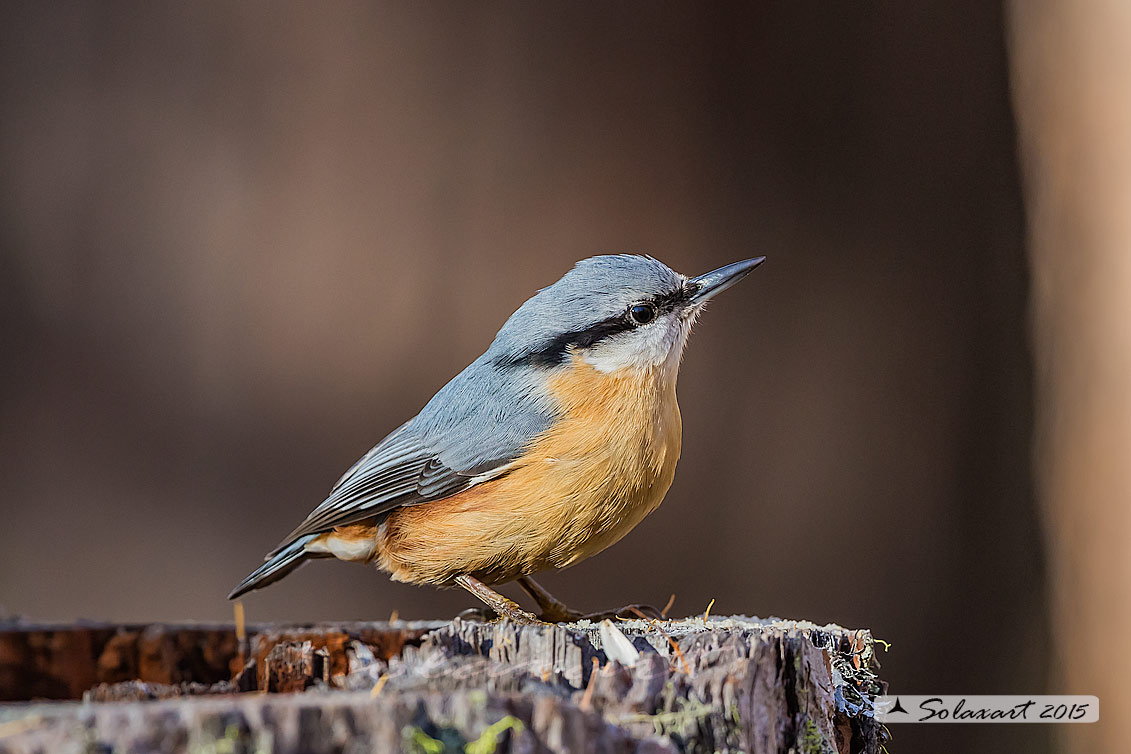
268, 355, 555, 557
271, 421, 509, 552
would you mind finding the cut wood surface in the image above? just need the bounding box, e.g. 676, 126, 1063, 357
0, 616, 886, 754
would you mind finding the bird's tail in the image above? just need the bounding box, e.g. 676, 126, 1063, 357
228, 535, 324, 600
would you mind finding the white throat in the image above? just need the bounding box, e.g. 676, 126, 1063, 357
581, 311, 696, 375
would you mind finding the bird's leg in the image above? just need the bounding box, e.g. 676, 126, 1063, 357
517, 576, 583, 622
455, 574, 544, 625
517, 576, 664, 622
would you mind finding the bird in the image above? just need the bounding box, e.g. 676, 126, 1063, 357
229, 254, 764, 623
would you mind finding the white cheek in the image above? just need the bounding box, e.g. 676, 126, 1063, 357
582, 317, 689, 373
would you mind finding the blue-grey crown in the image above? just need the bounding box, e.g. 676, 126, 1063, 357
488, 255, 686, 366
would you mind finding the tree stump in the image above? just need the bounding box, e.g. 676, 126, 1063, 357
0, 616, 886, 753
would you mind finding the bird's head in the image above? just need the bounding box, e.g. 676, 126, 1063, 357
489, 254, 764, 375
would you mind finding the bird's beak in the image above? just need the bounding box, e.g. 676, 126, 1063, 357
688, 257, 765, 304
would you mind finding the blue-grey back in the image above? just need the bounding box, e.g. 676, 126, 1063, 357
413, 354, 555, 474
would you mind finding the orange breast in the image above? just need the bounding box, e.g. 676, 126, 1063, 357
377, 355, 682, 585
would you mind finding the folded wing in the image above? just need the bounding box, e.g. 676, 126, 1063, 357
271, 420, 507, 553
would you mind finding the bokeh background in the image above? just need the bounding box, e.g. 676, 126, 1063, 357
2, 2, 1128, 753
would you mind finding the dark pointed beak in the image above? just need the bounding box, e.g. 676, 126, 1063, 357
688, 257, 765, 304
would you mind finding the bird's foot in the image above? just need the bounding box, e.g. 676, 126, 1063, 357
517, 576, 664, 623
455, 574, 546, 625
516, 576, 582, 622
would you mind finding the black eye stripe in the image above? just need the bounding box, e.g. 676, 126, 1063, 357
500, 283, 693, 368
651, 284, 696, 312
509, 318, 634, 367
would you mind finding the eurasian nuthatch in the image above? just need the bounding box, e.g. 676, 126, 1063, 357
230, 255, 763, 622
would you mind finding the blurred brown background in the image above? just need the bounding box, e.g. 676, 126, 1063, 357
4, 2, 1123, 752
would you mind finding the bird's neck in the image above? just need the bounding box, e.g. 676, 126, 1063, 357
551, 353, 679, 415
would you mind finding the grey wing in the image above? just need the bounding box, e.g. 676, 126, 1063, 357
328, 420, 415, 493
270, 357, 555, 554
273, 421, 497, 549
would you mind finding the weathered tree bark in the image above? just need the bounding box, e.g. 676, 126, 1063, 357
0, 617, 885, 753
1007, 3, 1131, 753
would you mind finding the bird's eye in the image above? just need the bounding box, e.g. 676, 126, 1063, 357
628, 303, 657, 325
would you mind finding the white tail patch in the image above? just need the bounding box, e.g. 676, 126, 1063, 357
305, 531, 378, 563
